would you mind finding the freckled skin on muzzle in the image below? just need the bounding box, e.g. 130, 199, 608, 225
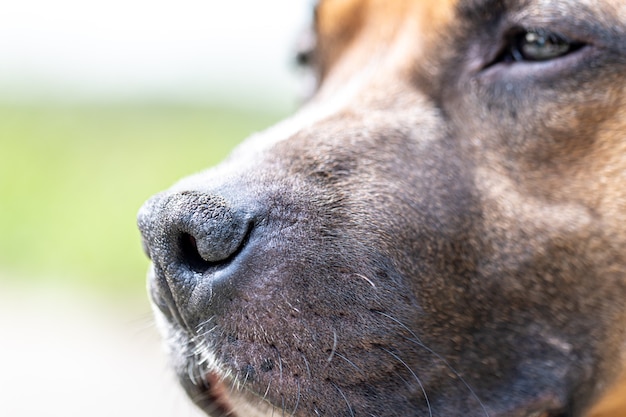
138, 0, 626, 416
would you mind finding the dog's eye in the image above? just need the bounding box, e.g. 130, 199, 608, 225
295, 46, 314, 68
295, 30, 317, 69
294, 28, 320, 100
502, 29, 584, 62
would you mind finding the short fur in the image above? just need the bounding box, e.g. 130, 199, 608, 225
138, 0, 626, 416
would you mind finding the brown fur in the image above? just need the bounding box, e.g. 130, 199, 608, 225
138, 0, 626, 416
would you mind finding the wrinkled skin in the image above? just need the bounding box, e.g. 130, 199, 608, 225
137, 0, 626, 416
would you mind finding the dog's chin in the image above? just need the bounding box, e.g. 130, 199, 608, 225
155, 312, 568, 417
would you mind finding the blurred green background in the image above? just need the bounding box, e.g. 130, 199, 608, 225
0, 97, 292, 417
0, 1, 308, 415
0, 102, 285, 296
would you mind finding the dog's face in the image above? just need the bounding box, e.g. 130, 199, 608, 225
137, 1, 626, 416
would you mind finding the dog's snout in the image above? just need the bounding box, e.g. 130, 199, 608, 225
138, 190, 252, 277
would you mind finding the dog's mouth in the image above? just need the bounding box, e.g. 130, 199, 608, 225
189, 376, 567, 417
169, 320, 571, 417
180, 361, 280, 417
187, 371, 236, 417
163, 318, 281, 417
182, 365, 568, 417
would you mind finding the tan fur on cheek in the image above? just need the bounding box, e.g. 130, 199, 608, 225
586, 101, 626, 416
314, 0, 457, 97
571, 104, 626, 245
589, 375, 626, 417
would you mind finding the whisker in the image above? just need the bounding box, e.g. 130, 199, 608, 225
187, 361, 199, 386
413, 341, 489, 417
331, 381, 355, 417
263, 379, 272, 401
382, 348, 432, 417
196, 325, 219, 338
301, 352, 312, 379
355, 273, 377, 289
128, 313, 157, 336
335, 352, 362, 373
392, 369, 410, 387
285, 300, 301, 313
195, 315, 217, 333
282, 394, 286, 417
327, 330, 338, 363
242, 366, 252, 388
274, 347, 284, 384
291, 379, 301, 416
375, 311, 490, 417
230, 375, 238, 394
376, 312, 424, 344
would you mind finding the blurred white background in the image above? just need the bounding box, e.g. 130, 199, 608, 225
0, 0, 310, 106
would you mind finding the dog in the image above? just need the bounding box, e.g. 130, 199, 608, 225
137, 0, 626, 416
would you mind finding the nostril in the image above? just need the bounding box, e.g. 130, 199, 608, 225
140, 191, 256, 277
179, 233, 213, 273
177, 221, 253, 274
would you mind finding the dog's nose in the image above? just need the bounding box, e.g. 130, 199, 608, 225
137, 190, 254, 320
138, 190, 256, 326
138, 191, 252, 273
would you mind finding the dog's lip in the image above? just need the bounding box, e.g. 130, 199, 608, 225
193, 371, 239, 417
192, 370, 282, 417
